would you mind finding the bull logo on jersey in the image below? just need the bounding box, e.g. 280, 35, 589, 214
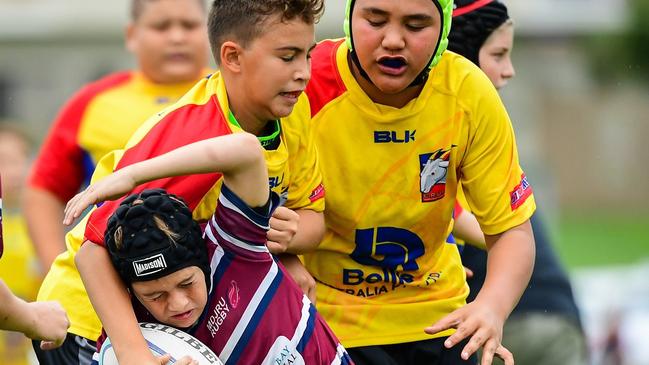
419, 148, 452, 202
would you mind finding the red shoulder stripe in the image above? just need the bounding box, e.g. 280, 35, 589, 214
84, 95, 232, 245
306, 40, 347, 117
28, 71, 133, 201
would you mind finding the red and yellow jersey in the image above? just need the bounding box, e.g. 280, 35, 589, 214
37, 71, 324, 341
28, 71, 200, 202
302, 39, 535, 347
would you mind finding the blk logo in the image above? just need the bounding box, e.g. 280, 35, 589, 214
374, 130, 416, 144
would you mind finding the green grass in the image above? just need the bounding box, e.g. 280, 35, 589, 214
552, 212, 649, 269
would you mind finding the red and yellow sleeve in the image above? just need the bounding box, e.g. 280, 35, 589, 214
28, 72, 131, 202
84, 95, 232, 246
282, 97, 325, 212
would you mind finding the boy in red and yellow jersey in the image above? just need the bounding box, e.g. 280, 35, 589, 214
29, 1, 210, 363
41, 1, 326, 364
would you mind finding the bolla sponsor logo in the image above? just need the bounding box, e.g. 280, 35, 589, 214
133, 254, 167, 277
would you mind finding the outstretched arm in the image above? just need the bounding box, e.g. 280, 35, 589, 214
426, 220, 534, 365
64, 132, 269, 224
71, 132, 269, 364
0, 279, 69, 349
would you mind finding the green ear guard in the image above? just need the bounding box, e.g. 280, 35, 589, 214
344, 0, 453, 69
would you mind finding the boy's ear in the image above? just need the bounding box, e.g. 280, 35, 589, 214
220, 41, 243, 74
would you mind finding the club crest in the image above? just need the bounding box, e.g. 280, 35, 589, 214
419, 148, 452, 202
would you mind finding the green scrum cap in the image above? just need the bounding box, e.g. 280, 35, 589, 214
344, 0, 453, 74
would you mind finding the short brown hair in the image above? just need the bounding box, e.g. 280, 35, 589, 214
207, 0, 324, 61
130, 0, 206, 21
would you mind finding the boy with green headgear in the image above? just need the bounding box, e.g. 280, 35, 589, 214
302, 0, 535, 364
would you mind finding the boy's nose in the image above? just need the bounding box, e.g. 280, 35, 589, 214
503, 57, 515, 79
381, 26, 406, 50
167, 291, 190, 312
295, 59, 312, 82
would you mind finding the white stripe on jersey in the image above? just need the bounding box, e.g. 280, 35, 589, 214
206, 216, 269, 253
290, 295, 312, 346
218, 193, 270, 230
207, 242, 225, 294
330, 344, 349, 365
218, 260, 279, 363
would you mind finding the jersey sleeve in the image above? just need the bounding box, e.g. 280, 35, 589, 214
459, 71, 535, 236
84, 101, 231, 246
282, 97, 325, 212
28, 88, 93, 202
28, 72, 131, 202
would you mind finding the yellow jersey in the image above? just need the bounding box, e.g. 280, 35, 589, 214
38, 72, 324, 341
302, 39, 535, 347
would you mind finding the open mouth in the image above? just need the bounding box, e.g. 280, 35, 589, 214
378, 57, 407, 69
280, 91, 302, 99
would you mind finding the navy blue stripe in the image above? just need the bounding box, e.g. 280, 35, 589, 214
81, 150, 96, 187
296, 303, 317, 353
225, 268, 284, 365
220, 184, 279, 227
341, 351, 354, 365
192, 250, 234, 334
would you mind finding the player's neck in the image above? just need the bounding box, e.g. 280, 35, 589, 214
226, 96, 272, 136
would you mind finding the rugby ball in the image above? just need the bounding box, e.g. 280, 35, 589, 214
98, 322, 223, 365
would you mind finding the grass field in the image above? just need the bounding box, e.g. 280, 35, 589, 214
552, 212, 649, 269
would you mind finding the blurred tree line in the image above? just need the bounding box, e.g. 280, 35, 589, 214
586, 0, 649, 84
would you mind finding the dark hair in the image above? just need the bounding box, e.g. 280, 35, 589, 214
207, 0, 324, 63
130, 0, 206, 21
448, 0, 509, 66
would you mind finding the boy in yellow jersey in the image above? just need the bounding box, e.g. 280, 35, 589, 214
41, 1, 326, 364
302, 0, 535, 364
25, 0, 210, 273
30, 1, 210, 362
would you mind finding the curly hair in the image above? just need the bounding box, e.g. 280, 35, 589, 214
208, 0, 325, 61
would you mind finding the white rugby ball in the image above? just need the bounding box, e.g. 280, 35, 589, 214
98, 322, 223, 365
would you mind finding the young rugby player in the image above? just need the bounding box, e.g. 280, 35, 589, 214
302, 0, 535, 363
65, 1, 326, 363
66, 133, 353, 364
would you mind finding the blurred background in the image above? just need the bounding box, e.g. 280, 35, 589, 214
0, 0, 647, 364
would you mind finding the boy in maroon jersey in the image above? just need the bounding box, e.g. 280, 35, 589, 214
66, 133, 352, 364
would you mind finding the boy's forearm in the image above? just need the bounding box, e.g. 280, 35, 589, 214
477, 220, 535, 319
76, 242, 156, 364
285, 210, 325, 254
125, 133, 264, 186
453, 210, 487, 250
23, 188, 67, 271
0, 280, 32, 333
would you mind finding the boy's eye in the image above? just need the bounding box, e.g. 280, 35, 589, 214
148, 294, 163, 301
406, 23, 426, 31
367, 19, 386, 27
180, 281, 193, 288
281, 55, 295, 62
